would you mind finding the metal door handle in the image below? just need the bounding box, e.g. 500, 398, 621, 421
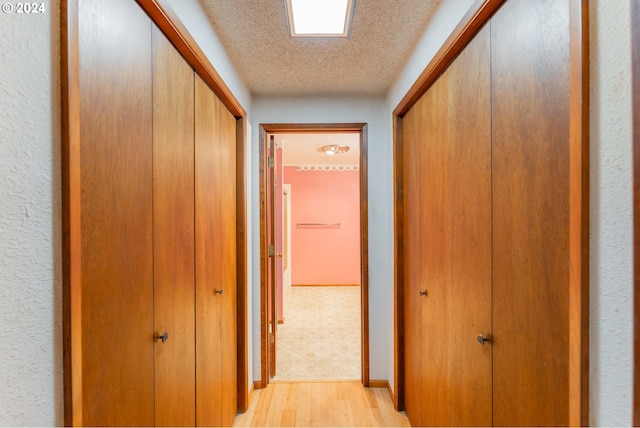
477, 334, 490, 345
215, 289, 224, 295
157, 332, 169, 343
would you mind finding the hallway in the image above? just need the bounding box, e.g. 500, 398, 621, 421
233, 382, 409, 427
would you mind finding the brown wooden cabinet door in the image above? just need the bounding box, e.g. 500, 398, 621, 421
195, 75, 238, 426
152, 26, 196, 427
402, 90, 425, 427
400, 1, 582, 425
219, 93, 239, 427
420, 26, 492, 427
442, 25, 492, 426
402, 25, 492, 427
79, 0, 155, 424
195, 75, 224, 427
491, 0, 571, 425
74, 2, 238, 426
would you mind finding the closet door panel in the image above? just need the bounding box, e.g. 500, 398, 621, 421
152, 26, 196, 427
419, 27, 492, 426
443, 26, 492, 426
78, 0, 154, 424
419, 74, 452, 426
195, 75, 224, 427
219, 101, 238, 426
402, 97, 424, 426
491, 0, 570, 425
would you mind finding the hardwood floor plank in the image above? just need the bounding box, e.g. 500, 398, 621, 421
280, 409, 296, 427
233, 382, 409, 427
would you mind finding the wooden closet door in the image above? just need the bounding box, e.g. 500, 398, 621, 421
195, 75, 237, 426
152, 26, 196, 427
219, 92, 238, 426
441, 25, 492, 426
195, 75, 223, 427
78, 0, 155, 424
418, 26, 492, 427
491, 0, 571, 425
402, 91, 425, 426
402, 26, 492, 426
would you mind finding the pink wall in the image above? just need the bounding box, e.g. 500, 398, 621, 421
284, 166, 360, 285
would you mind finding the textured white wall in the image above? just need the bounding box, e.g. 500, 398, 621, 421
250, 96, 392, 383
589, 1, 633, 425
0, 1, 62, 425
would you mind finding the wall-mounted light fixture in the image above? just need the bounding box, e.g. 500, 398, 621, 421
321, 144, 350, 155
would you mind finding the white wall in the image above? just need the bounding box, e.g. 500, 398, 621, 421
0, 1, 62, 425
250, 96, 392, 382
589, 1, 633, 425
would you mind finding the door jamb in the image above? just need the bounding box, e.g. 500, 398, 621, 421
258, 123, 370, 388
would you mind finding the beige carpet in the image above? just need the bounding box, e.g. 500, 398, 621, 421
273, 285, 361, 381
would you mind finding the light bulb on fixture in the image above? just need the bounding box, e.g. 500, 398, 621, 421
321, 144, 349, 155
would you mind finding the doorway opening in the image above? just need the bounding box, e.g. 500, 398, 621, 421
259, 123, 369, 387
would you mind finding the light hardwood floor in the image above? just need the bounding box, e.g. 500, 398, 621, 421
233, 381, 410, 427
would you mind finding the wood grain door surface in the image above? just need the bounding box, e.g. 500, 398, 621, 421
195, 74, 238, 427
79, 0, 155, 424
152, 26, 196, 427
195, 72, 224, 428
491, 0, 571, 425
219, 81, 239, 426
401, 0, 575, 425
402, 82, 424, 426
403, 25, 492, 427
76, 1, 238, 425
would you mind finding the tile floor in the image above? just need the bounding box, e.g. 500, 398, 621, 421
273, 285, 361, 380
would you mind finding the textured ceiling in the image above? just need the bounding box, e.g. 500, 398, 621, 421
199, 0, 442, 96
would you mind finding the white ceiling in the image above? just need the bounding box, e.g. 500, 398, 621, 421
198, 0, 443, 96
274, 133, 360, 166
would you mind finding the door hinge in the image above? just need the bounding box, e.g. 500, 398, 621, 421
268, 156, 274, 168
269, 244, 275, 257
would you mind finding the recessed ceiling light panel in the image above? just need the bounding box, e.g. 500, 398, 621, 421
285, 0, 355, 38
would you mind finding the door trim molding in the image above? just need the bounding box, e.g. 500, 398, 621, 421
258, 123, 370, 387
393, 0, 506, 118
61, 0, 249, 423
135, 0, 245, 118
392, 0, 589, 423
